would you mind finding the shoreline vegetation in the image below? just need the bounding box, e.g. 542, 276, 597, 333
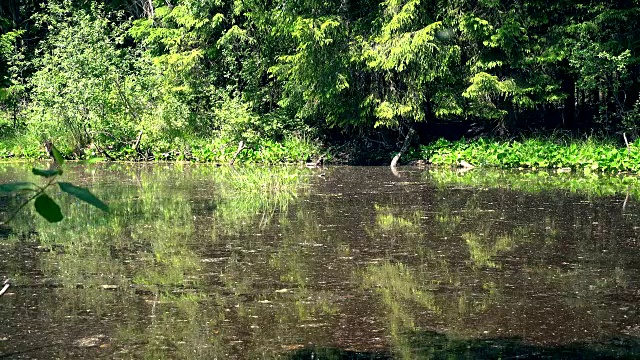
3, 134, 640, 174
417, 136, 640, 173
0, 135, 324, 165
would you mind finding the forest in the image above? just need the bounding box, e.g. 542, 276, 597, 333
1, 0, 639, 164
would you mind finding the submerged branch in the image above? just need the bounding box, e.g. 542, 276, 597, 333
229, 141, 246, 166
0, 279, 9, 296
133, 130, 144, 152
390, 128, 416, 168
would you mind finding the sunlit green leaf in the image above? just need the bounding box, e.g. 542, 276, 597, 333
32, 168, 63, 178
51, 144, 65, 166
58, 182, 109, 212
34, 193, 63, 223
0, 182, 37, 192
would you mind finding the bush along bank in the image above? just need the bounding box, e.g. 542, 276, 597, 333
7, 132, 640, 171
418, 137, 640, 173
0, 135, 325, 165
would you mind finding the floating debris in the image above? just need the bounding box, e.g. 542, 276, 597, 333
73, 334, 108, 348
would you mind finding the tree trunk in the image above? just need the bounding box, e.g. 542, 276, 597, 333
229, 141, 245, 166
143, 0, 154, 19
390, 128, 416, 168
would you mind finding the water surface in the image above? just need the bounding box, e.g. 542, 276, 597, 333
1, 163, 640, 359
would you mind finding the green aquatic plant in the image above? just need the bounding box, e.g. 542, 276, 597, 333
208, 166, 311, 237
0, 145, 108, 223
421, 137, 640, 173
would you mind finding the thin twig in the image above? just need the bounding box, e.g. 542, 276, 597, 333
133, 130, 144, 152
0, 279, 10, 296
390, 128, 416, 168
1, 178, 55, 225
1, 191, 42, 225
229, 141, 246, 166
623, 132, 630, 158
623, 188, 630, 212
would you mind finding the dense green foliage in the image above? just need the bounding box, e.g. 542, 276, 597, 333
1, 0, 639, 163
421, 137, 640, 172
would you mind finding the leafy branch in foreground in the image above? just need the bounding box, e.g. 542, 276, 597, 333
0, 145, 108, 223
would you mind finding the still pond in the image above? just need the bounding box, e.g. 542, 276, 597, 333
1, 163, 640, 359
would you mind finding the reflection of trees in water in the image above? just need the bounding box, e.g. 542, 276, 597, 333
362, 261, 438, 359
207, 166, 310, 237
360, 175, 640, 353
0, 164, 327, 358
3, 165, 640, 357
426, 169, 640, 200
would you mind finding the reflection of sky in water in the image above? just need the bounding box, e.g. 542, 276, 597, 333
1, 164, 640, 358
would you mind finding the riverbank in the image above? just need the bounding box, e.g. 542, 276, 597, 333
3, 133, 640, 173
0, 134, 325, 164
417, 137, 640, 173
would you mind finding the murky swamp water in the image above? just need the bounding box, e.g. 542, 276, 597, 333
1, 163, 640, 359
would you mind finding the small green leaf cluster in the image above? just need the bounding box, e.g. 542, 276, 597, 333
0, 145, 108, 223
422, 137, 640, 173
